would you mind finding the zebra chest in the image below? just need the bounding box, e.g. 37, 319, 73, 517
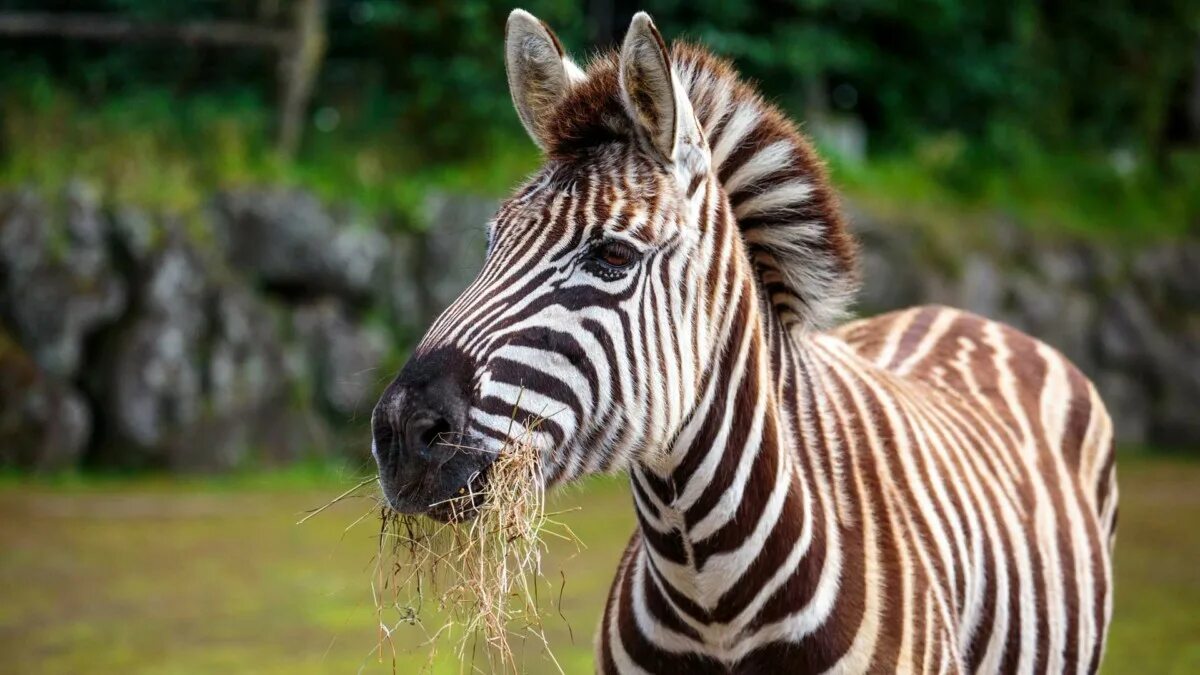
603, 498, 971, 674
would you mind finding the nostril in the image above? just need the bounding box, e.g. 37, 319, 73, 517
419, 419, 453, 449
403, 413, 455, 458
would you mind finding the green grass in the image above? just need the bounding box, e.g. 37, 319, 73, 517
1103, 455, 1200, 674
825, 134, 1200, 242
0, 471, 632, 674
2, 78, 1195, 241
0, 78, 541, 225
1, 456, 1198, 673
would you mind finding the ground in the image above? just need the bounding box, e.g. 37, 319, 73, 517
0, 455, 1197, 674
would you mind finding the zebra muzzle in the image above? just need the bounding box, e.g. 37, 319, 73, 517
371, 347, 493, 521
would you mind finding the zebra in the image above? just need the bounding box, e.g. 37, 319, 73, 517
370, 9, 1118, 673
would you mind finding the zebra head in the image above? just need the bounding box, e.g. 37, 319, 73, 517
372, 9, 856, 518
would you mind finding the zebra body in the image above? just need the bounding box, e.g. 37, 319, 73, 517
370, 9, 1117, 674
601, 306, 1116, 673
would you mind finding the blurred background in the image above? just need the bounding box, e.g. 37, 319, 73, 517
0, 1, 1197, 673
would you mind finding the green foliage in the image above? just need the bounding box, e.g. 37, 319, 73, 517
827, 132, 1200, 239
634, 0, 1200, 155
321, 0, 585, 158
4, 0, 1197, 156
0, 1, 1196, 236
0, 71, 540, 221
1, 65, 252, 206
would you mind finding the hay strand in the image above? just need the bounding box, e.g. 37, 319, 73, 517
372, 410, 581, 673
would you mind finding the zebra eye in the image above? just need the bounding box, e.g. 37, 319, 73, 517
591, 240, 638, 269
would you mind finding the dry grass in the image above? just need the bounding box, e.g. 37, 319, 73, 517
369, 415, 581, 674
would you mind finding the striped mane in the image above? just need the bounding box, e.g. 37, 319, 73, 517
544, 43, 859, 331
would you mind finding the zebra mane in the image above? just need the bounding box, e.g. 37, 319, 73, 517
544, 43, 859, 332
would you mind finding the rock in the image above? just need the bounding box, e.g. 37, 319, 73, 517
159, 286, 294, 471
293, 300, 388, 419
207, 288, 288, 416
1094, 372, 1149, 446
419, 191, 494, 305
1007, 274, 1096, 371
984, 212, 1027, 258
142, 230, 209, 324
98, 227, 327, 471
391, 191, 495, 329
110, 206, 158, 265
1033, 246, 1089, 290
1134, 241, 1200, 311
854, 220, 926, 312
210, 189, 390, 302
956, 253, 1005, 320
1076, 243, 1122, 289
1093, 286, 1200, 448
64, 180, 106, 249
331, 224, 391, 300
7, 267, 126, 378
0, 330, 91, 471
1153, 388, 1200, 448
1097, 289, 1164, 370
0, 190, 49, 278
108, 316, 203, 454
4, 182, 1198, 473
1172, 241, 1200, 309
0, 188, 127, 377
102, 230, 209, 464
98, 229, 332, 472
1148, 338, 1200, 448
847, 203, 926, 315
856, 244, 923, 314
387, 234, 424, 333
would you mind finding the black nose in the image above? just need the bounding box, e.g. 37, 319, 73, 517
372, 347, 491, 518
372, 388, 461, 467
375, 367, 469, 461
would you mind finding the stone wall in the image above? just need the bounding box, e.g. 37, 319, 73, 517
0, 184, 1194, 473
0, 184, 495, 472
851, 203, 1200, 448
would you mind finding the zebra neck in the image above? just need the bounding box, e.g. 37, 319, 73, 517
629, 299, 821, 619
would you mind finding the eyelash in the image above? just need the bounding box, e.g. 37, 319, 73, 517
588, 240, 639, 271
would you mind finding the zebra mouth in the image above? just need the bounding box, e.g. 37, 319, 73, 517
423, 466, 491, 523
376, 428, 497, 521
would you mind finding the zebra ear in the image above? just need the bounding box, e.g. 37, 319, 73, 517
505, 9, 584, 151
618, 13, 706, 174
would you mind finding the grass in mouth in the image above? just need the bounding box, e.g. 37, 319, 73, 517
359, 412, 581, 673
